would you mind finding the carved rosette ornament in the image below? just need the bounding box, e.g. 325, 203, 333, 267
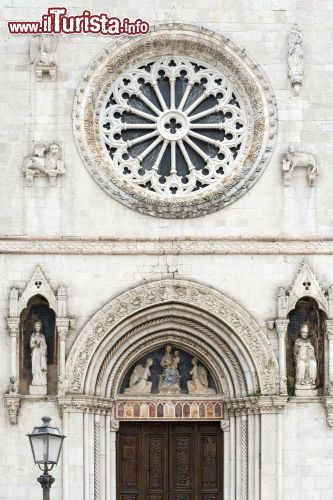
73, 24, 277, 218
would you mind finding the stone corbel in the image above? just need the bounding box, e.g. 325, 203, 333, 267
324, 397, 333, 427
220, 419, 230, 432
4, 395, 21, 425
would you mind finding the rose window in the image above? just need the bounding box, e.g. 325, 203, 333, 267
100, 56, 246, 196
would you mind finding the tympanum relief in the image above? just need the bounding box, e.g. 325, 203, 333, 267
294, 324, 318, 396
121, 345, 217, 396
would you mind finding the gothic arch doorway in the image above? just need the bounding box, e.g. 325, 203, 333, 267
62, 279, 282, 500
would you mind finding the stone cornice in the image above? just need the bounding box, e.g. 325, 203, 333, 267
1, 237, 333, 255
57, 395, 113, 414
225, 396, 288, 415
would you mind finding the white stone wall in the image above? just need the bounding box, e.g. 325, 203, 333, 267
1, 0, 333, 498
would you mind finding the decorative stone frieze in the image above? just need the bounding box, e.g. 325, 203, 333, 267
23, 142, 65, 186
3, 237, 333, 255
226, 396, 288, 416
30, 35, 57, 81
282, 146, 318, 187
57, 395, 113, 415
73, 23, 277, 218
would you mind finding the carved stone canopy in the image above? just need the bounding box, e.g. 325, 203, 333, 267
277, 260, 331, 319
73, 23, 277, 218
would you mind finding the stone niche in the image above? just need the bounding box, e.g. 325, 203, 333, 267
286, 297, 326, 395
19, 294, 57, 395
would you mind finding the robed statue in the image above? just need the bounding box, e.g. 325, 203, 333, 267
158, 345, 181, 395
293, 323, 317, 394
124, 357, 153, 395
187, 357, 216, 395
30, 321, 48, 386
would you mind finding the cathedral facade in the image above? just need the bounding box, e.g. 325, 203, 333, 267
1, 1, 333, 499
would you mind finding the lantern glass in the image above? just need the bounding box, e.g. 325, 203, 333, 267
28, 417, 65, 466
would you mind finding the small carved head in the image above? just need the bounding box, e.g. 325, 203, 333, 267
192, 357, 198, 365
146, 356, 153, 367
300, 323, 309, 339
165, 344, 172, 353
48, 142, 60, 157
33, 320, 42, 334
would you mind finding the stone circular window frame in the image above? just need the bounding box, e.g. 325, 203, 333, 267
73, 24, 277, 218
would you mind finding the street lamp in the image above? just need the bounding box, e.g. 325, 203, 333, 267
28, 416, 65, 500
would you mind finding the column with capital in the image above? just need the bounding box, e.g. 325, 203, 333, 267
56, 317, 69, 394
275, 319, 289, 395
7, 317, 20, 392
326, 320, 333, 394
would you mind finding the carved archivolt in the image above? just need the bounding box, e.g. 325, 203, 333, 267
66, 279, 278, 396
73, 23, 277, 218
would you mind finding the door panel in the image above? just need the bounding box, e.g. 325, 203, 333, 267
117, 422, 223, 500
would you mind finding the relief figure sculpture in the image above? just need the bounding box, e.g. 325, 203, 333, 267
124, 357, 153, 395
187, 357, 216, 395
158, 345, 181, 395
294, 324, 317, 395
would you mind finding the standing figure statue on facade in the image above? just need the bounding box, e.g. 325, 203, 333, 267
124, 357, 153, 395
294, 324, 317, 396
288, 24, 303, 95
158, 345, 181, 395
29, 321, 48, 395
187, 358, 216, 395
30, 35, 57, 81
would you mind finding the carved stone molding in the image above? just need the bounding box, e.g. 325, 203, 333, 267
57, 395, 113, 415
4, 395, 21, 424
226, 396, 288, 416
4, 237, 333, 255
66, 280, 278, 396
73, 23, 277, 218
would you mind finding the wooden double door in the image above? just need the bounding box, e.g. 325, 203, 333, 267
117, 422, 223, 500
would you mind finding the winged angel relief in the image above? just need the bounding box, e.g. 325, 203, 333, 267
124, 357, 154, 395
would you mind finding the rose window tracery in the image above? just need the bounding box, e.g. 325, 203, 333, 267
100, 56, 246, 196
74, 25, 277, 217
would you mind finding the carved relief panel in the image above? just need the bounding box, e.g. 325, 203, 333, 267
120, 345, 218, 397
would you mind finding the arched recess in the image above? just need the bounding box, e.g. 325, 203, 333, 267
66, 279, 278, 397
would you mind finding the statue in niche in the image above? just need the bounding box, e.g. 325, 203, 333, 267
288, 24, 303, 95
23, 142, 65, 187
187, 357, 216, 395
124, 357, 153, 395
158, 345, 181, 395
29, 321, 47, 394
293, 323, 317, 395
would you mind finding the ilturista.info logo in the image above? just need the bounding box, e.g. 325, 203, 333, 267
8, 7, 150, 35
